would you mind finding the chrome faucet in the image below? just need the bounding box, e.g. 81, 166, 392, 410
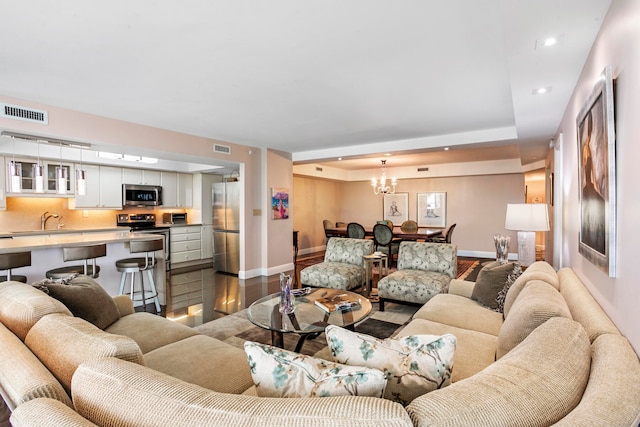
41, 211, 59, 231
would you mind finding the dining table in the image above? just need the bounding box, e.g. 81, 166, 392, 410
325, 226, 442, 241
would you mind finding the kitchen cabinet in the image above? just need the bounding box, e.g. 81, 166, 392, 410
161, 172, 193, 208
5, 158, 73, 196
0, 158, 5, 210
170, 225, 202, 264
122, 168, 161, 185
200, 225, 213, 259
71, 165, 123, 209
169, 269, 204, 312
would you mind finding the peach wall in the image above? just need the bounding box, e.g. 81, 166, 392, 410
294, 173, 525, 257
264, 150, 294, 275
556, 0, 639, 352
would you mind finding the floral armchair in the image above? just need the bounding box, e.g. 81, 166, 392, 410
300, 238, 374, 291
377, 241, 457, 311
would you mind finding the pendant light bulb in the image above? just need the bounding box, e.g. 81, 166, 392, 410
56, 143, 67, 195
76, 147, 86, 196
33, 141, 44, 193
9, 138, 22, 193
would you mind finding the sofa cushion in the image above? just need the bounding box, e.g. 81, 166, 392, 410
497, 280, 571, 359
0, 322, 72, 411
105, 311, 199, 354
503, 261, 558, 318
398, 318, 498, 383
0, 281, 72, 341
244, 341, 386, 398
377, 270, 452, 305
406, 317, 591, 426
71, 357, 414, 427
470, 261, 516, 310
412, 293, 503, 336
557, 268, 620, 342
326, 325, 456, 404
9, 398, 98, 427
554, 333, 640, 426
34, 276, 120, 330
145, 334, 254, 394
300, 261, 365, 291
24, 313, 144, 392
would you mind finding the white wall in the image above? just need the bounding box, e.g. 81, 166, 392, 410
556, 0, 640, 353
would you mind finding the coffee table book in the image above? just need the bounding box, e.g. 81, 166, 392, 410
314, 293, 361, 313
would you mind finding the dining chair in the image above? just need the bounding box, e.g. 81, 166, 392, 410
376, 220, 393, 229
400, 220, 418, 233
346, 222, 366, 239
430, 223, 457, 244
373, 223, 400, 267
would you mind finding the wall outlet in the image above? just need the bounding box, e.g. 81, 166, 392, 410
82, 210, 89, 218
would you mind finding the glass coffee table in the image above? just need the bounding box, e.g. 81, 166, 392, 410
247, 288, 372, 353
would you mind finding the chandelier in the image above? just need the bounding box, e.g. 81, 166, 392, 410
371, 160, 396, 195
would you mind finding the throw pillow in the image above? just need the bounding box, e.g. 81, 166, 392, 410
325, 325, 456, 405
33, 276, 120, 330
243, 341, 386, 398
470, 261, 515, 310
495, 263, 523, 313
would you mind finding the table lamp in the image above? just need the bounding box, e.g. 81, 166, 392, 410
505, 203, 549, 266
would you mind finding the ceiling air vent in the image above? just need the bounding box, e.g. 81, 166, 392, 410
417, 167, 429, 172
0, 103, 48, 124
213, 143, 231, 155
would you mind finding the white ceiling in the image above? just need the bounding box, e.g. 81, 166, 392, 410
0, 0, 611, 171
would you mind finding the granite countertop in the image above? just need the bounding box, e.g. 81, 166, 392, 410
0, 227, 130, 238
0, 230, 162, 253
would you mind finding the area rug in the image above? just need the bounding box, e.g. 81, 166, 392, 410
194, 302, 418, 359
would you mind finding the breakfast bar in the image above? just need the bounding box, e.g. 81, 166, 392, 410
0, 230, 166, 304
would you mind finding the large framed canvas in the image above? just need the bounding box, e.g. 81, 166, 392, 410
417, 192, 446, 228
271, 187, 289, 220
383, 193, 408, 224
576, 65, 616, 277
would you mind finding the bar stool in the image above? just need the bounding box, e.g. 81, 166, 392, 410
45, 244, 107, 279
116, 238, 163, 314
0, 251, 32, 283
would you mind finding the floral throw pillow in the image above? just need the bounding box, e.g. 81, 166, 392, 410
325, 325, 456, 405
495, 263, 523, 314
243, 341, 386, 398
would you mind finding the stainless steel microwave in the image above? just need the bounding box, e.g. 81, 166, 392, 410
122, 184, 163, 207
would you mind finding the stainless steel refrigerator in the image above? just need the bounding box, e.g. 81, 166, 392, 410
212, 178, 240, 275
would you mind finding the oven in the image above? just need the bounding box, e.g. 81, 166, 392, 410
116, 213, 171, 271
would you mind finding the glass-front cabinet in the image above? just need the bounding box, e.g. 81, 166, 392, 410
5, 158, 73, 195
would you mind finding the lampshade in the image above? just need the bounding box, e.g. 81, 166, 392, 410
505, 203, 549, 231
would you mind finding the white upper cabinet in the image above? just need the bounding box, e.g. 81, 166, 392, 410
161, 172, 193, 208
122, 168, 161, 185
72, 165, 123, 209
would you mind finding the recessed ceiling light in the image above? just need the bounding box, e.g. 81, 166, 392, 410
532, 86, 552, 95
535, 35, 562, 50
443, 147, 450, 151
384, 153, 392, 156
338, 157, 342, 161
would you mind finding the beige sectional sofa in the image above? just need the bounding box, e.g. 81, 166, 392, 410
2, 262, 640, 426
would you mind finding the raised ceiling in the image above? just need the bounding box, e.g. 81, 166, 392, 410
0, 1, 611, 170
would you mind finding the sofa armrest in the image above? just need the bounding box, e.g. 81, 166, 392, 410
10, 398, 98, 427
112, 295, 135, 317
448, 279, 475, 298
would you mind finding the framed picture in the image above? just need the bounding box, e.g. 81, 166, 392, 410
576, 65, 616, 277
271, 187, 289, 220
383, 193, 408, 224
417, 192, 446, 228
